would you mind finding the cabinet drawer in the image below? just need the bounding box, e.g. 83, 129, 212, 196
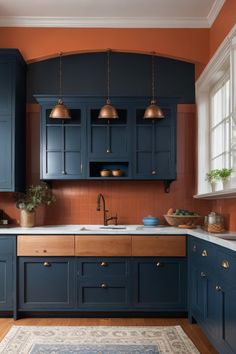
17, 235, 75, 256
75, 236, 132, 256
78, 258, 129, 278
189, 237, 217, 271
78, 280, 129, 308
132, 236, 186, 256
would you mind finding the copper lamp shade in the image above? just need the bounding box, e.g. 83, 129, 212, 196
98, 99, 119, 119
98, 50, 118, 119
49, 99, 71, 119
49, 52, 71, 119
144, 53, 164, 120
144, 99, 164, 119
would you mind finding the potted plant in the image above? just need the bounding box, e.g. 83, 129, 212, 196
218, 168, 233, 189
206, 169, 221, 192
15, 182, 56, 227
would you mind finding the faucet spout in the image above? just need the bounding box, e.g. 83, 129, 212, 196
96, 193, 118, 226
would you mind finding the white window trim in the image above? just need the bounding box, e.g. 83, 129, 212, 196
195, 24, 236, 199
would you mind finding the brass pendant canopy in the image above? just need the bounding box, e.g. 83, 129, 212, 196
49, 52, 71, 119
144, 53, 164, 119
98, 99, 119, 119
144, 99, 164, 119
49, 98, 71, 119
98, 50, 118, 119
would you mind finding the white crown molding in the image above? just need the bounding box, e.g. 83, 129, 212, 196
207, 0, 225, 27
0, 16, 210, 28
196, 24, 236, 91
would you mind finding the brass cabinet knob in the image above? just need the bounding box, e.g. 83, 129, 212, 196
215, 285, 222, 292
151, 170, 156, 175
101, 283, 107, 288
43, 261, 50, 267
192, 245, 197, 252
200, 272, 206, 278
101, 261, 108, 267
201, 250, 208, 257
222, 260, 229, 269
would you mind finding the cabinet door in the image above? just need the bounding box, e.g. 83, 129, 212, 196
134, 105, 176, 180
190, 264, 208, 324
133, 258, 187, 310
222, 284, 236, 353
18, 257, 75, 309
0, 237, 15, 311
41, 107, 85, 179
88, 108, 128, 158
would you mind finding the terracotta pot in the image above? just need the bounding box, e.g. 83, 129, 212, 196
19, 209, 35, 227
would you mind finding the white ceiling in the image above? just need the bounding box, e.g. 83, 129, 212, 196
0, 0, 225, 28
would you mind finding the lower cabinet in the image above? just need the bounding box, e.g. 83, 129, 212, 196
18, 257, 75, 310
132, 257, 187, 311
189, 236, 236, 354
0, 236, 15, 311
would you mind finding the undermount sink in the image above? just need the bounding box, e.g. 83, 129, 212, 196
80, 225, 130, 232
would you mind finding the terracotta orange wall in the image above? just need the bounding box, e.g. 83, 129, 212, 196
209, 0, 236, 58
0, 104, 212, 226
0, 27, 209, 78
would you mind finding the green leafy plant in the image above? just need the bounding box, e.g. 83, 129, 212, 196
218, 168, 233, 181
205, 169, 221, 183
15, 182, 56, 212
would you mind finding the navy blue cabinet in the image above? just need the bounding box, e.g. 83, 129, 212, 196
0, 50, 26, 191
189, 236, 236, 354
36, 96, 176, 182
0, 236, 15, 311
133, 257, 187, 311
18, 257, 75, 310
77, 257, 132, 309
134, 103, 176, 180
37, 98, 86, 180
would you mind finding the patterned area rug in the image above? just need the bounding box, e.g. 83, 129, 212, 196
0, 325, 199, 354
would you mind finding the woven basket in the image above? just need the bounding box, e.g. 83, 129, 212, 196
164, 214, 203, 227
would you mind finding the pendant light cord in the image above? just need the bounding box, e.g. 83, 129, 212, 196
152, 52, 155, 102
59, 52, 62, 99
107, 49, 111, 101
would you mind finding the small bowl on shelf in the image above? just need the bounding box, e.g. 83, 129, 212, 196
112, 169, 123, 177
142, 216, 160, 227
100, 169, 112, 177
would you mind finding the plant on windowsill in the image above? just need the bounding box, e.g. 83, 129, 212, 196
205, 169, 221, 192
14, 182, 56, 227
218, 168, 233, 189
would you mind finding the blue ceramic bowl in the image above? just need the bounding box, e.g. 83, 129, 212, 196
142, 216, 160, 227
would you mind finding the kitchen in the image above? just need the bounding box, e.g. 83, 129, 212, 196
0, 0, 236, 353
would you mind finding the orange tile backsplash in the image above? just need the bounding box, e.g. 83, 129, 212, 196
0, 104, 213, 226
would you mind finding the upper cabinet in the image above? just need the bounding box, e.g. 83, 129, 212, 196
36, 96, 177, 185
0, 49, 26, 191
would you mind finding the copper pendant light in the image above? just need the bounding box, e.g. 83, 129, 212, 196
98, 50, 118, 119
49, 52, 71, 119
144, 52, 164, 119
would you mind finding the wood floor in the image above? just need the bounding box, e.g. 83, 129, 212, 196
0, 317, 217, 353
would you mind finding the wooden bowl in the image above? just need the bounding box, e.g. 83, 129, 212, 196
112, 169, 123, 177
100, 169, 112, 177
164, 214, 204, 227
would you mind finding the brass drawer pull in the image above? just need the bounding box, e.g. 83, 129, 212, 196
201, 250, 208, 257
156, 262, 161, 267
101, 261, 108, 267
215, 285, 222, 292
101, 283, 107, 288
222, 260, 229, 269
43, 261, 50, 267
200, 272, 206, 278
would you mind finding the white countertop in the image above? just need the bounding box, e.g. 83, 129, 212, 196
1, 224, 236, 251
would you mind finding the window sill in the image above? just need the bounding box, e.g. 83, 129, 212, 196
194, 188, 236, 199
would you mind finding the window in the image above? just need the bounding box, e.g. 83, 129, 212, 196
196, 25, 236, 197
210, 74, 231, 170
